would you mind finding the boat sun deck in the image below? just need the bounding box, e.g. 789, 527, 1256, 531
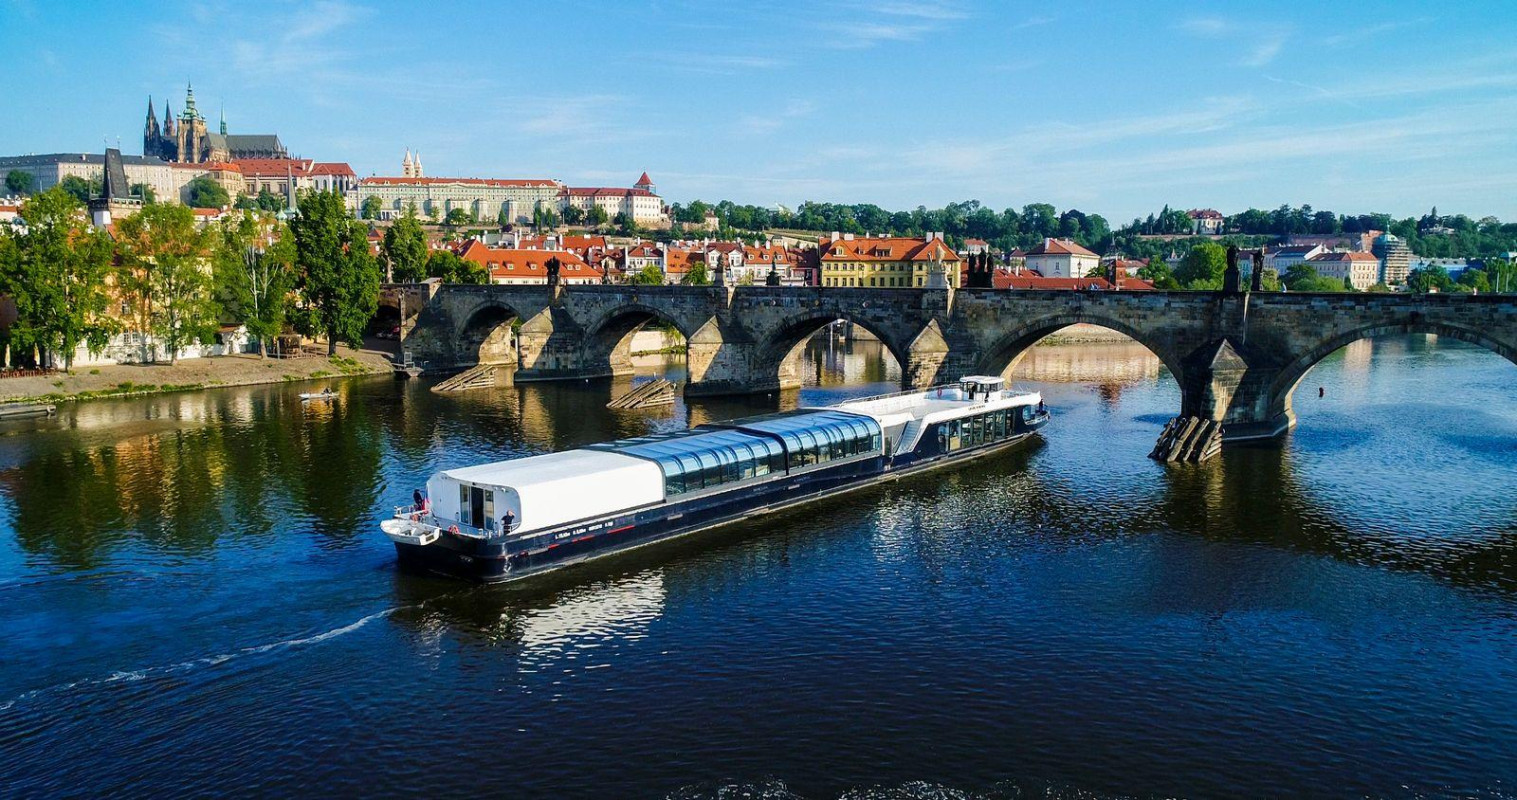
832, 376, 1041, 421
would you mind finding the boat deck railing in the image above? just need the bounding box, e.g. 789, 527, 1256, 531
392, 504, 520, 540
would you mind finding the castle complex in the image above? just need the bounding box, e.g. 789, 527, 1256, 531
143, 84, 288, 164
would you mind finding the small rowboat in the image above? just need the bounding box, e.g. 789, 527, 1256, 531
381, 518, 439, 546
299, 390, 337, 401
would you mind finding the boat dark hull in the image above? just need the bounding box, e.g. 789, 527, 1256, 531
394, 416, 1046, 584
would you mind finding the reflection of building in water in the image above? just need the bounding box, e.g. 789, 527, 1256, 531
803, 330, 901, 387
1012, 341, 1162, 385
516, 572, 666, 651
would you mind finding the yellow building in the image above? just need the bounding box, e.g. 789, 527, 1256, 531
818, 233, 962, 288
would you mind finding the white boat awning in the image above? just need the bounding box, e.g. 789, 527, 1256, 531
437, 449, 665, 534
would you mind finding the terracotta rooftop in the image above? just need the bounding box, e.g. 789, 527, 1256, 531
362, 177, 561, 188
459, 241, 603, 280
1025, 238, 1099, 258
820, 235, 962, 263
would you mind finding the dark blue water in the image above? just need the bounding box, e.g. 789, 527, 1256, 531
1, 335, 1515, 798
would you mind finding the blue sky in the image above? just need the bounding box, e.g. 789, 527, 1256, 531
4, 0, 1516, 222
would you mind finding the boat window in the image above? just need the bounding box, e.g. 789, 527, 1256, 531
458, 483, 469, 521
483, 490, 495, 530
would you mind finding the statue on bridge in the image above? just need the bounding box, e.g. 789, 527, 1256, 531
545, 256, 561, 291
1224, 245, 1242, 294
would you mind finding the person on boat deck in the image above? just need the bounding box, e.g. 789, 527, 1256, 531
501, 509, 516, 532
413, 488, 428, 514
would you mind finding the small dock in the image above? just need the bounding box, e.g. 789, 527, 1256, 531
0, 402, 57, 420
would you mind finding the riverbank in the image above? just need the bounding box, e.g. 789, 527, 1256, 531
0, 349, 394, 403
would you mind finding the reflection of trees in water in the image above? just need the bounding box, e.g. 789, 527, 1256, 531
3, 387, 387, 566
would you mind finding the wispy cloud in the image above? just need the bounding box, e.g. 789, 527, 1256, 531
1321, 17, 1433, 46
1178, 16, 1290, 67
1013, 15, 1054, 31
737, 99, 816, 136
823, 0, 968, 48
655, 52, 791, 75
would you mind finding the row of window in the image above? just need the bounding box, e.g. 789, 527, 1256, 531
937, 407, 1036, 452
648, 434, 787, 497
824, 276, 928, 287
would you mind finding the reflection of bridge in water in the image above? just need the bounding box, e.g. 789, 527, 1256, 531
393, 283, 1517, 446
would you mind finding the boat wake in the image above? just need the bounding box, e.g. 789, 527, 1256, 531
0, 606, 399, 714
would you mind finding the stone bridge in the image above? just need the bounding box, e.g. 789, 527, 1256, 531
397, 284, 1517, 442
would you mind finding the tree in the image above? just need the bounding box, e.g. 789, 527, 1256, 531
130, 183, 156, 205
114, 203, 219, 364
1175, 242, 1227, 288
187, 175, 230, 209
0, 188, 115, 369
1137, 258, 1179, 290
614, 212, 639, 237
628, 263, 664, 285
58, 175, 96, 204
290, 190, 381, 355
360, 195, 383, 220
5, 170, 35, 196
256, 188, 284, 212
681, 261, 711, 286
214, 212, 293, 357
424, 250, 487, 284
382, 209, 428, 282
532, 206, 559, 231
1281, 263, 1348, 292
1406, 265, 1453, 294
586, 205, 609, 229
562, 205, 586, 226
496, 208, 511, 229
444, 207, 473, 227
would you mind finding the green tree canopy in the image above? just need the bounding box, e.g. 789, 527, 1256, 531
628, 263, 664, 285
383, 210, 428, 282
1405, 265, 1453, 294
186, 175, 230, 209
1175, 242, 1228, 288
290, 190, 381, 355
360, 195, 383, 220
129, 183, 156, 205
586, 205, 609, 228
114, 203, 219, 364
444, 208, 473, 227
5, 170, 35, 196
0, 188, 116, 368
424, 250, 488, 284
1136, 258, 1179, 290
1281, 263, 1350, 292
58, 175, 97, 205
214, 212, 294, 356
681, 261, 711, 286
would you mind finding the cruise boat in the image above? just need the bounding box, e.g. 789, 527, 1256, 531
381, 376, 1049, 583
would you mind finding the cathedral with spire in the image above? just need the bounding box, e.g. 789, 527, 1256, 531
144, 84, 288, 164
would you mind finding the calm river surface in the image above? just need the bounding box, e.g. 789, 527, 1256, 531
2, 334, 1516, 798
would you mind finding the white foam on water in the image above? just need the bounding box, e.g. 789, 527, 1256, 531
0, 605, 401, 713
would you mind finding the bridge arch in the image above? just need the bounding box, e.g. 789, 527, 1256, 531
580, 303, 694, 377
972, 313, 1186, 383
1268, 319, 1517, 423
755, 310, 909, 391
455, 300, 530, 366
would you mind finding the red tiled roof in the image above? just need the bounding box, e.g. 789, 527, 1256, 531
1187, 209, 1224, 219
819, 235, 962, 263
232, 158, 314, 177
563, 187, 657, 198
361, 177, 560, 187
459, 241, 604, 280
1309, 251, 1378, 262
636, 172, 652, 185
1025, 238, 1099, 258
310, 162, 356, 177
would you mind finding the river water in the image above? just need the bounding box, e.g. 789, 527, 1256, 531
1, 333, 1515, 798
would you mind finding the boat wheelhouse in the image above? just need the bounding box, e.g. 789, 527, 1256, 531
382, 376, 1049, 582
